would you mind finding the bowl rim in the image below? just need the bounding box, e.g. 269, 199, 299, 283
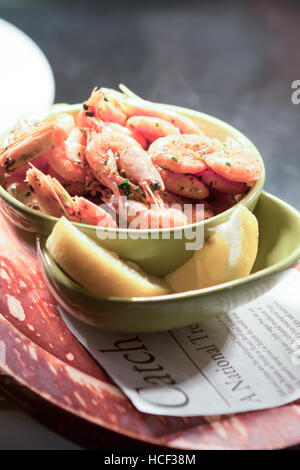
38, 191, 300, 305
0, 101, 265, 235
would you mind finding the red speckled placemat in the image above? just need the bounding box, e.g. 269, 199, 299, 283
0, 212, 299, 450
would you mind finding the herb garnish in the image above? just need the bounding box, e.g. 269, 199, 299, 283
118, 179, 132, 197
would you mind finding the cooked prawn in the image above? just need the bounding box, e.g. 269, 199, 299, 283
0, 114, 74, 175
204, 149, 262, 183
85, 130, 136, 198
129, 205, 187, 229
86, 127, 164, 204
126, 198, 188, 228
45, 127, 86, 183
82, 87, 127, 125
158, 168, 209, 200
101, 85, 203, 134
149, 134, 212, 174
118, 144, 164, 205
0, 122, 55, 176
26, 166, 116, 227
126, 116, 180, 143
197, 168, 248, 194
104, 122, 147, 149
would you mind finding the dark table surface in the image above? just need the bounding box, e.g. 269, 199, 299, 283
0, 0, 299, 450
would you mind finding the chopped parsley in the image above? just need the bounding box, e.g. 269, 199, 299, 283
118, 179, 132, 197
118, 179, 129, 188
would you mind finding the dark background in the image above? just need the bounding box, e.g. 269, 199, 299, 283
1, 0, 300, 207
0, 0, 299, 450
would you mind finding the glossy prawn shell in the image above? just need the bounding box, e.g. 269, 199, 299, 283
0, 102, 265, 277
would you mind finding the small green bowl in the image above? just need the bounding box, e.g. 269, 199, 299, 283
0, 102, 265, 276
38, 192, 300, 333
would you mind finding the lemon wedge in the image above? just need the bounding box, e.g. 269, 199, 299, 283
165, 205, 259, 292
46, 217, 169, 298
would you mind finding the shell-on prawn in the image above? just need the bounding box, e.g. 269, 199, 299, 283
78, 87, 127, 128
101, 85, 203, 135
85, 130, 136, 198
86, 127, 164, 205
197, 168, 248, 194
26, 166, 116, 227
0, 114, 75, 176
45, 126, 87, 184
158, 167, 209, 200
204, 149, 262, 183
126, 116, 180, 143
0, 122, 55, 176
119, 199, 186, 229
104, 122, 147, 149
149, 134, 211, 174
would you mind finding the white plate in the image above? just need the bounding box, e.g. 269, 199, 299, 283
0, 19, 55, 133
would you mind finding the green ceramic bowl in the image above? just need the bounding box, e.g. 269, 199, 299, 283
38, 192, 300, 333
0, 102, 265, 276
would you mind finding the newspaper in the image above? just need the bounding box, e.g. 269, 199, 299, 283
60, 268, 300, 416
